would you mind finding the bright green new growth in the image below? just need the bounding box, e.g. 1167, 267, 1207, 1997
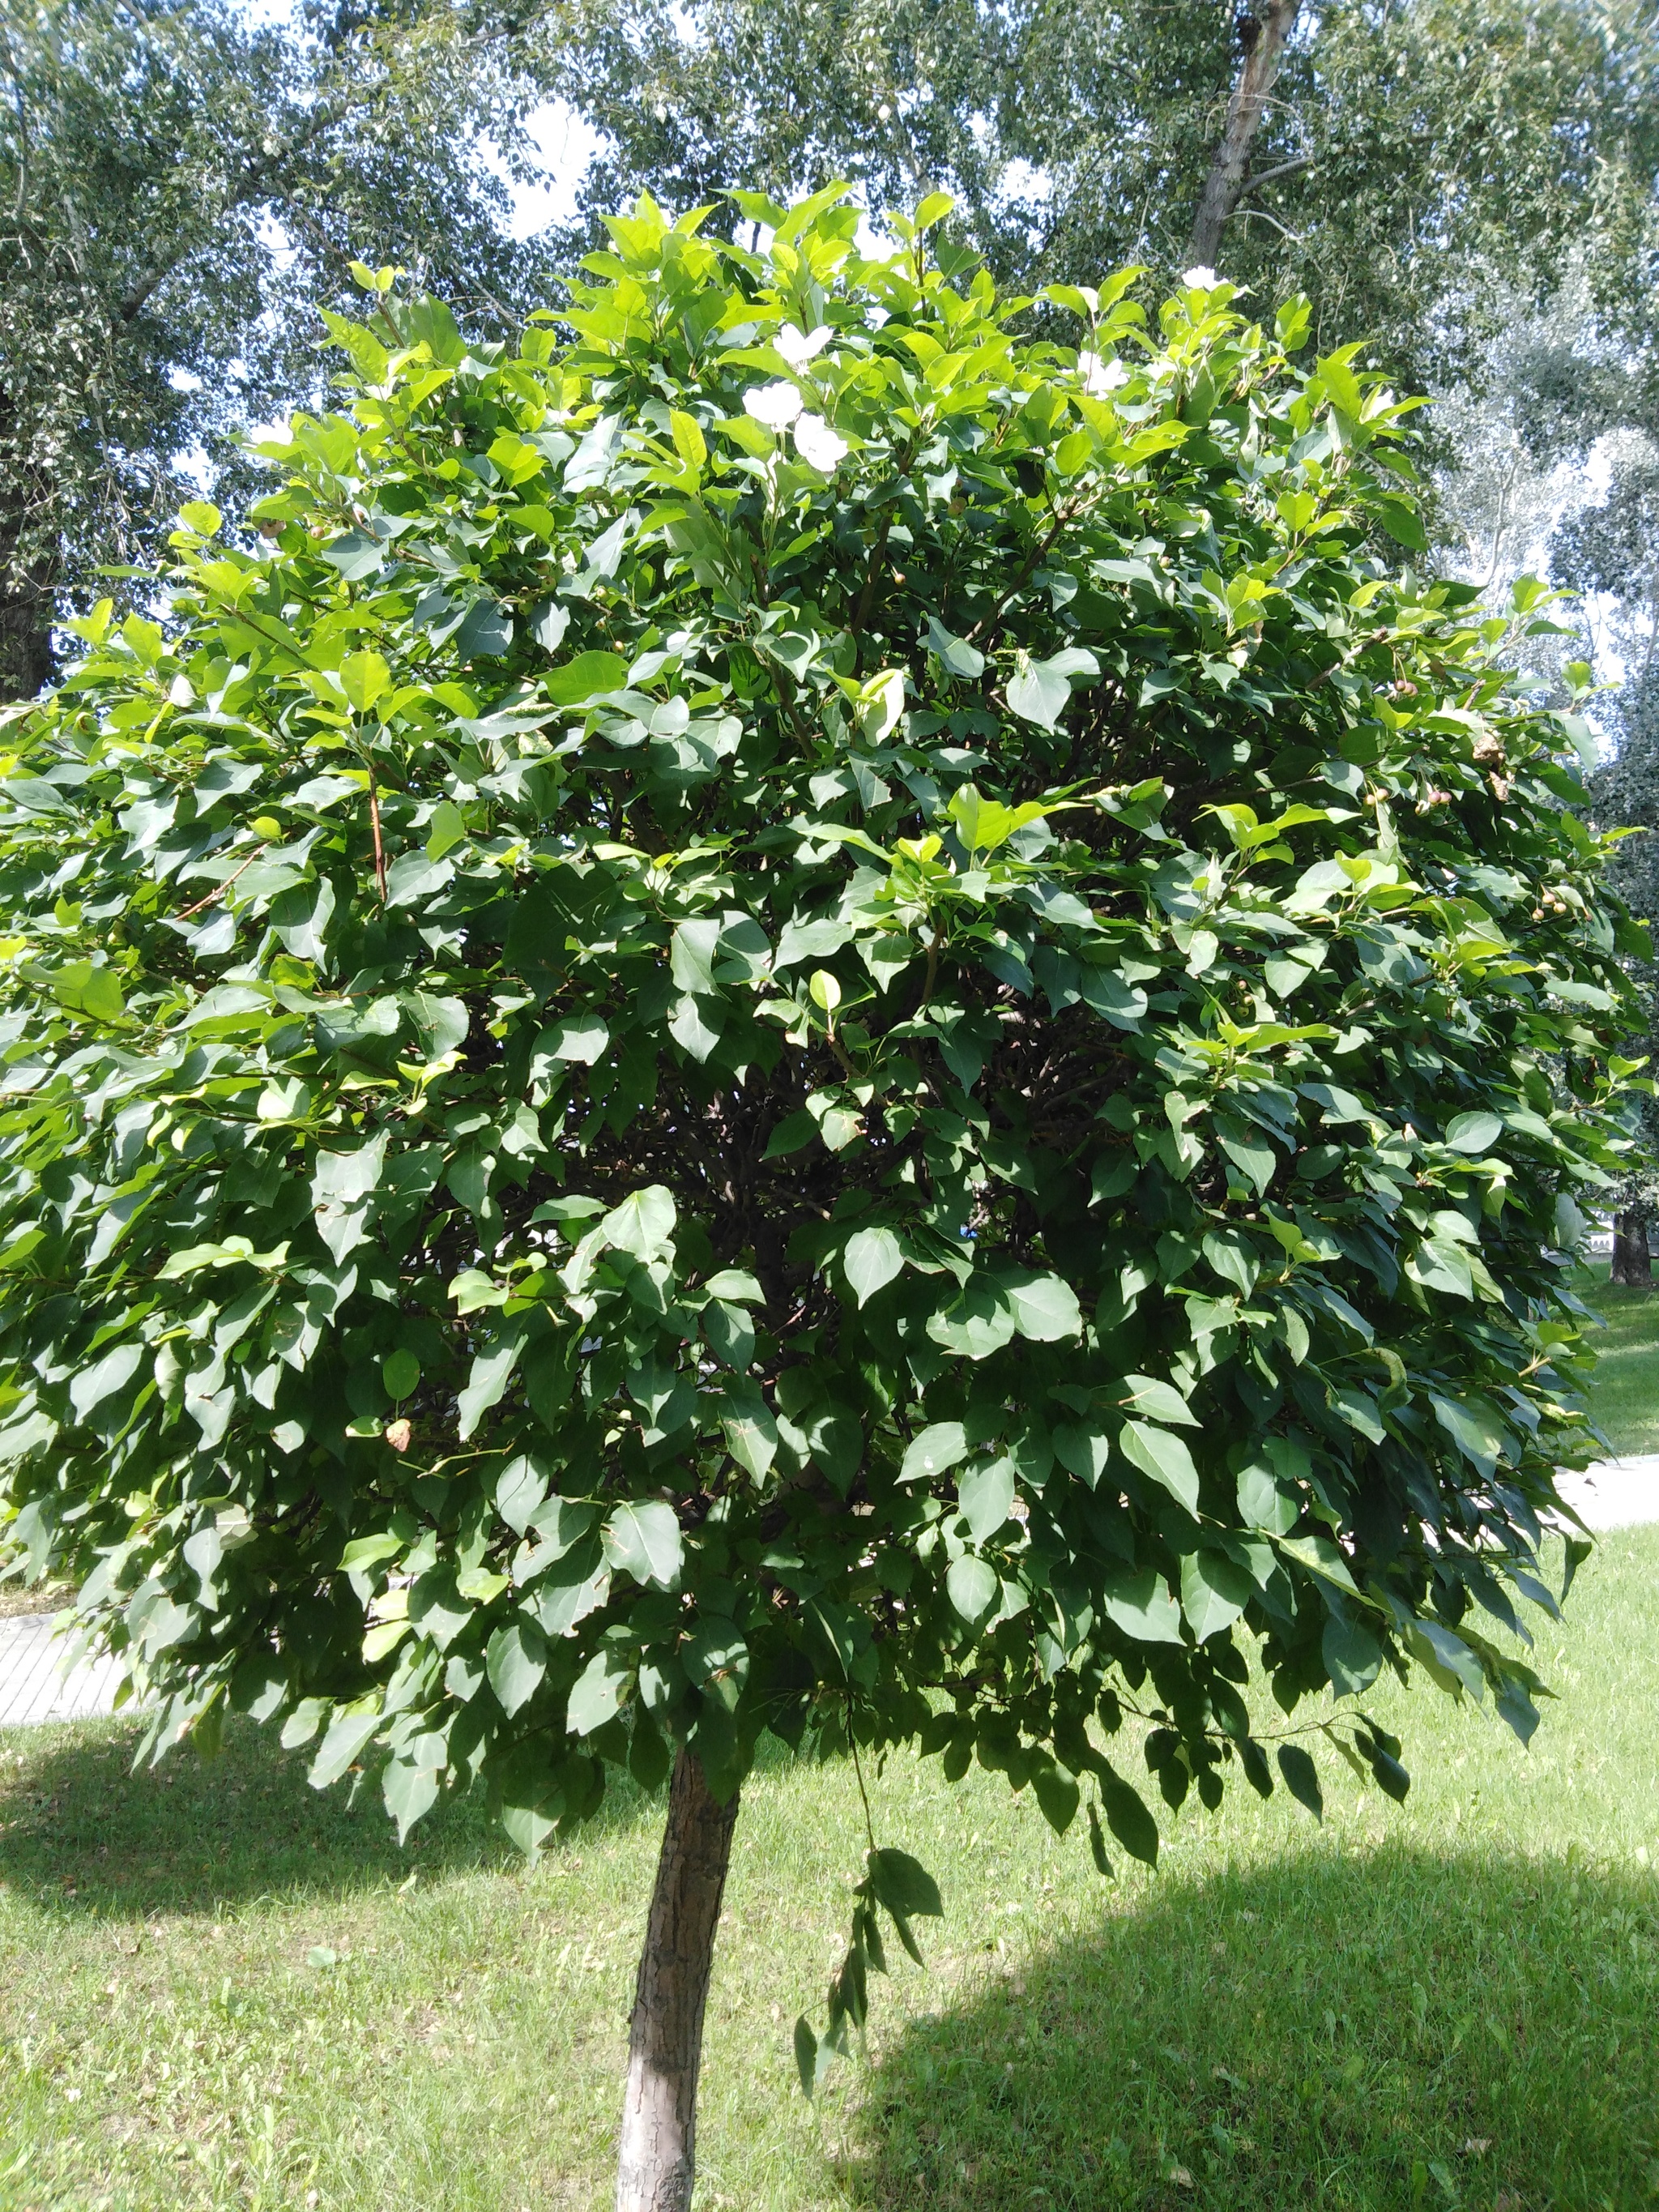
0, 190, 1637, 2078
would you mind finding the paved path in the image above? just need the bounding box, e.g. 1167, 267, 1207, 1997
1555, 1454, 1659, 1534
0, 1459, 1654, 1728
0, 1612, 124, 1728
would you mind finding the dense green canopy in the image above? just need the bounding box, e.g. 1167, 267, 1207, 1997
0, 191, 1636, 2088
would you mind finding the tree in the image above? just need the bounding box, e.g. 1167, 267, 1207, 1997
1558, 462, 1659, 1284
0, 192, 1636, 2210
0, 0, 548, 701
538, 0, 1659, 395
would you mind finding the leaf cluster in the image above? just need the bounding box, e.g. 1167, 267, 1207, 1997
0, 192, 1635, 1907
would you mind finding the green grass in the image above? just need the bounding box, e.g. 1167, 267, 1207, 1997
4, 1530, 1659, 2211
1575, 1262, 1659, 1458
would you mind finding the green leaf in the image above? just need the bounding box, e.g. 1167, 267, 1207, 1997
382, 1756, 441, 1844
567, 1647, 632, 1734
1100, 1774, 1159, 1866
957, 1457, 1015, 1543
545, 650, 629, 703
720, 1383, 778, 1480
603, 1501, 684, 1589
1410, 1618, 1485, 1698
426, 799, 467, 859
926, 614, 984, 677
49, 961, 126, 1023
1086, 1799, 1114, 1877
1324, 1614, 1384, 1694
1201, 1230, 1260, 1299
927, 1275, 1017, 1359
457, 1331, 524, 1440
496, 1455, 548, 1534
382, 1348, 420, 1401
763, 1108, 819, 1159
601, 1185, 676, 1260
1101, 1569, 1183, 1645
339, 650, 390, 713
900, 1421, 970, 1484
1274, 1532, 1359, 1593
1373, 493, 1426, 551
340, 1532, 401, 1574
309, 1703, 381, 1791
539, 1014, 610, 1065
795, 2014, 825, 2099
1007, 647, 1098, 728
670, 917, 722, 994
1180, 1549, 1250, 1641
1119, 1420, 1200, 1514
1000, 1270, 1082, 1342
1237, 1458, 1298, 1534
1444, 1110, 1503, 1153
487, 1617, 548, 1716
868, 1847, 943, 1919
1428, 1393, 1505, 1480
946, 1553, 999, 1624
670, 408, 706, 468
843, 1226, 903, 1305
1276, 1744, 1324, 1821
1032, 1761, 1081, 1836
1119, 1373, 1198, 1428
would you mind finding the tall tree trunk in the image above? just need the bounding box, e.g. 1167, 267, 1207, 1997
1187, 0, 1305, 271
616, 1749, 740, 2212
0, 405, 57, 704
0, 568, 56, 704
1610, 1212, 1653, 1287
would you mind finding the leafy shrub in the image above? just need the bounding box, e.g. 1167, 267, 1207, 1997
0, 190, 1636, 2137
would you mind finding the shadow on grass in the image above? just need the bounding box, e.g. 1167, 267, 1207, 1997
841, 1843, 1659, 2212
0, 1715, 811, 1924
0, 1714, 672, 1920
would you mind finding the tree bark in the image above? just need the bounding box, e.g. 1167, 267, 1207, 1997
0, 566, 56, 704
1610, 1212, 1653, 1287
616, 1749, 740, 2212
0, 402, 56, 705
1187, 0, 1305, 271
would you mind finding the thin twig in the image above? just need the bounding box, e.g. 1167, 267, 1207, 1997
848, 1705, 878, 1856
367, 765, 387, 901
174, 842, 268, 920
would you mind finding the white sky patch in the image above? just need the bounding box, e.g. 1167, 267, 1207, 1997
1000, 158, 1051, 203
482, 101, 603, 241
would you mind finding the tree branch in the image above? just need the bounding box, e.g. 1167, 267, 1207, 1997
1237, 152, 1313, 198
1186, 0, 1304, 270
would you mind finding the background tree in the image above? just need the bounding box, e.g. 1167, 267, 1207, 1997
1555, 463, 1659, 1282
540, 0, 1659, 391
0, 195, 1636, 2210
0, 0, 552, 701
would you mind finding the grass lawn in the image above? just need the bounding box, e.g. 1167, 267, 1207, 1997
3, 1527, 1658, 2212
1574, 1262, 1659, 1459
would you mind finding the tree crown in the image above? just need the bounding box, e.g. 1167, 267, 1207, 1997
0, 192, 1636, 2043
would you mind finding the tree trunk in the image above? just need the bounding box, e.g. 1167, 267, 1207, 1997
0, 400, 57, 706
1187, 0, 1305, 271
1610, 1212, 1653, 1287
616, 1749, 740, 2212
0, 569, 56, 705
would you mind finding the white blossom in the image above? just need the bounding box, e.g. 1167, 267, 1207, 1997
744, 381, 804, 429
775, 323, 833, 369
793, 412, 849, 471
1181, 264, 1219, 289
1078, 352, 1130, 396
